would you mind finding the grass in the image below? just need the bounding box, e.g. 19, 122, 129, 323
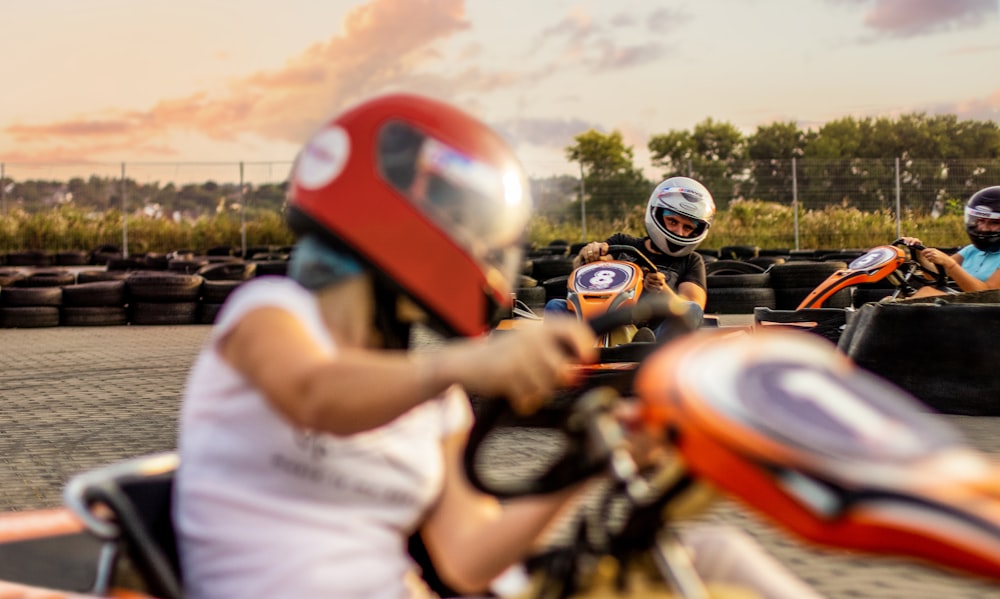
532, 199, 967, 251
0, 201, 967, 257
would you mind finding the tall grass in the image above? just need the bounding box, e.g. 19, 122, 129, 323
532, 200, 967, 251
0, 206, 294, 255
0, 202, 967, 256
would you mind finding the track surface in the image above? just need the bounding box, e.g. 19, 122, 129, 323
1, 323, 999, 597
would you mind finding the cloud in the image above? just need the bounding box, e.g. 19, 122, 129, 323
931, 88, 1000, 123
496, 116, 602, 149
3, 0, 472, 161
532, 6, 675, 73
854, 0, 995, 38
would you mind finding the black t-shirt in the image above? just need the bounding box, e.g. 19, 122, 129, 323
604, 233, 707, 291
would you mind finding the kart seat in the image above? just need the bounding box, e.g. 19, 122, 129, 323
63, 452, 183, 599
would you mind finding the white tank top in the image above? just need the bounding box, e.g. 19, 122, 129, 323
174, 277, 471, 599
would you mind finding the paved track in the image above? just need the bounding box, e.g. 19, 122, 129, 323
1, 324, 1000, 597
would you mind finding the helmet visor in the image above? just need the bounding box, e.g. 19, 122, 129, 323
660, 208, 709, 239
965, 204, 1000, 230
378, 121, 531, 292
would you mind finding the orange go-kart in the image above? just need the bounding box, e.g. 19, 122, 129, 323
564, 244, 661, 347
796, 238, 951, 309
466, 298, 1000, 597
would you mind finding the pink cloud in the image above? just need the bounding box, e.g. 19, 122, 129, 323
861, 0, 995, 37
2, 0, 473, 161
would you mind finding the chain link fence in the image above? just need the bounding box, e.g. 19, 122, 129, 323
1, 157, 998, 255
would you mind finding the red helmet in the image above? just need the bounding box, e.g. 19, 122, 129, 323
287, 93, 532, 337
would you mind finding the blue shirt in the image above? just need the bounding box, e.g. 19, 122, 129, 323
956, 244, 1000, 282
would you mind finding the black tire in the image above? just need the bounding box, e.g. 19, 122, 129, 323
0, 306, 60, 327
198, 302, 224, 324
127, 273, 203, 302
705, 287, 776, 314
61, 280, 127, 307
531, 256, 575, 280
14, 270, 76, 288
201, 280, 243, 304
129, 301, 199, 325
705, 260, 766, 276
5, 250, 52, 267
515, 286, 546, 312
61, 306, 128, 326
253, 260, 289, 277
1, 286, 62, 307
55, 250, 90, 266
77, 270, 132, 283
768, 261, 848, 289
167, 258, 210, 274
142, 253, 170, 270
718, 245, 760, 260
196, 261, 257, 281
541, 275, 570, 303
0, 270, 25, 287
706, 272, 771, 289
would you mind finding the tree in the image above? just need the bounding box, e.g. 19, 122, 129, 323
648, 118, 745, 209
565, 130, 650, 220
744, 121, 805, 203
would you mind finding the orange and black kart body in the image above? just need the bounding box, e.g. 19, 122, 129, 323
469, 303, 1000, 590
795, 239, 949, 310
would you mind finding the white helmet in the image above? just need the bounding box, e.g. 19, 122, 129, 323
644, 176, 716, 257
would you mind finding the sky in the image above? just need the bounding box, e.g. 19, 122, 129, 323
1, 0, 998, 184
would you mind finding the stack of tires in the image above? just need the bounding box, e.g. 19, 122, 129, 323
767, 260, 851, 309
0, 269, 70, 328
703, 260, 776, 314
197, 261, 258, 324
126, 272, 204, 326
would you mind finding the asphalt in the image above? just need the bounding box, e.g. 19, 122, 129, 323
1, 322, 1000, 598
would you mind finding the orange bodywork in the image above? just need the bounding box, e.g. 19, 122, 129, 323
0, 508, 161, 599
796, 245, 906, 309
634, 328, 1000, 581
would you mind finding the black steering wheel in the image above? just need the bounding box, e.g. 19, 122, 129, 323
604, 244, 659, 274
463, 295, 693, 499
890, 238, 950, 292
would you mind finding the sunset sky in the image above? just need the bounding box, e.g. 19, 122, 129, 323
1, 0, 998, 184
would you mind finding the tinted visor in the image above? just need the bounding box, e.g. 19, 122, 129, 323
658, 208, 709, 239
377, 121, 531, 293
965, 204, 1000, 228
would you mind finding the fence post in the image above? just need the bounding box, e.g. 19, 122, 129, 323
578, 161, 587, 242
895, 157, 902, 239
1, 162, 5, 216
121, 162, 129, 258
239, 162, 247, 258
792, 157, 800, 250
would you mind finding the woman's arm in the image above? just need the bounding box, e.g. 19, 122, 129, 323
418, 431, 589, 594
219, 306, 597, 435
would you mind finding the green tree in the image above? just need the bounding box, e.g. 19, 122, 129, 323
565, 130, 650, 220
648, 118, 745, 209
744, 121, 805, 203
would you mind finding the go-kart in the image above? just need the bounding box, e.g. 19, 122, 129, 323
754, 238, 953, 342
6, 298, 1000, 598
502, 244, 660, 344
795, 238, 951, 310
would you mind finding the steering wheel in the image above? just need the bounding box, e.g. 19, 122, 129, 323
890, 238, 950, 292
604, 244, 659, 274
463, 295, 694, 499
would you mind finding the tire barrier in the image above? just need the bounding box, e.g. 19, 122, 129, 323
838, 299, 1000, 415
768, 261, 851, 309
